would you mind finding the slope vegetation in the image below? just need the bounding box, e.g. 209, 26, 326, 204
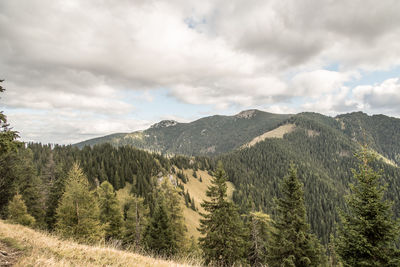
219, 112, 400, 244
0, 220, 198, 267
75, 109, 292, 156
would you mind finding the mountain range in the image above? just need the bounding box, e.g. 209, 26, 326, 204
75, 109, 400, 164
74, 109, 400, 244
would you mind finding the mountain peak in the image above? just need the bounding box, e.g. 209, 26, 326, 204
235, 109, 260, 119
150, 120, 178, 129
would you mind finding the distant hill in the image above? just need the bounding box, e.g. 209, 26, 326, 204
75, 109, 292, 156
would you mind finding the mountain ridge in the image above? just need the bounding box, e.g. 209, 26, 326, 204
75, 109, 293, 155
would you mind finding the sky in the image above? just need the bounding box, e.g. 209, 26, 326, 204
1, 0, 400, 144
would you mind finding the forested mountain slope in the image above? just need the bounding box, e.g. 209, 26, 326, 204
71, 111, 400, 245
217, 112, 400, 244
337, 111, 400, 165
18, 111, 400, 247
75, 110, 291, 156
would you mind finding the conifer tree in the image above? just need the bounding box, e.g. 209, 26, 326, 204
124, 195, 149, 247
16, 149, 46, 227
0, 80, 23, 217
7, 193, 36, 226
98, 181, 124, 241
0, 80, 20, 154
335, 148, 400, 266
55, 163, 104, 244
267, 165, 326, 267
198, 161, 246, 266
144, 199, 174, 256
247, 211, 271, 267
190, 197, 196, 211
45, 164, 67, 230
158, 178, 187, 254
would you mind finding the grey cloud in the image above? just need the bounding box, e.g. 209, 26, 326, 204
1, 0, 400, 144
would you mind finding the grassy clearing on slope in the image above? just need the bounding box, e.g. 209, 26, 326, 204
181, 169, 235, 239
0, 220, 199, 267
243, 123, 296, 148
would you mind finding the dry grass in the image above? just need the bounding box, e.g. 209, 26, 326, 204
0, 220, 200, 267
243, 123, 296, 148
181, 169, 235, 239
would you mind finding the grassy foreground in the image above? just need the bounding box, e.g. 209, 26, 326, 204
0, 220, 199, 267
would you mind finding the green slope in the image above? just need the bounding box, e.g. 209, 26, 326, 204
218, 112, 400, 244
337, 111, 400, 165
75, 109, 292, 156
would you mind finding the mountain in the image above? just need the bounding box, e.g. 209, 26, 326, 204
75, 109, 292, 155
39, 110, 400, 246
217, 112, 400, 244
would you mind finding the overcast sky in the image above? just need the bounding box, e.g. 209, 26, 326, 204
1, 0, 400, 144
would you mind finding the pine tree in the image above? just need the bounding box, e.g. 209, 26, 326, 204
0, 80, 20, 154
335, 148, 400, 266
158, 178, 187, 254
7, 193, 36, 226
198, 161, 246, 267
144, 199, 174, 256
247, 211, 271, 267
55, 163, 104, 244
124, 195, 149, 248
45, 164, 66, 230
98, 181, 124, 241
16, 149, 46, 227
267, 165, 326, 267
0, 80, 22, 218
190, 197, 196, 211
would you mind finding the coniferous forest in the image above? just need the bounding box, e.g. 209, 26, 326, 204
2, 79, 400, 266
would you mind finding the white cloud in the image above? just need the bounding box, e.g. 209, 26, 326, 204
1, 0, 400, 143
7, 110, 151, 144
291, 70, 358, 97
353, 78, 400, 113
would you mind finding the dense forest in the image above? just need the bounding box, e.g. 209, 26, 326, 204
2, 80, 400, 266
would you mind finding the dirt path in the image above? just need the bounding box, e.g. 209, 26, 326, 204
0, 241, 21, 266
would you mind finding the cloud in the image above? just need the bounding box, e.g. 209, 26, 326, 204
1, 0, 400, 143
300, 77, 400, 117
353, 78, 400, 114
7, 110, 151, 144
209, 0, 400, 71
291, 70, 357, 97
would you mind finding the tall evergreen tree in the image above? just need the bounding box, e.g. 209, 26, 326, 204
144, 199, 174, 256
98, 181, 124, 241
15, 149, 46, 227
45, 163, 67, 230
267, 165, 326, 267
145, 178, 187, 256
335, 148, 400, 266
198, 161, 246, 267
0, 79, 22, 217
158, 178, 187, 254
7, 193, 36, 226
56, 163, 104, 244
247, 211, 271, 267
0, 80, 20, 154
124, 195, 149, 248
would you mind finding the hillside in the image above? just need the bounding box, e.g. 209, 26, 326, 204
0, 220, 199, 267
75, 109, 292, 156
68, 111, 400, 245
218, 112, 400, 244
27, 111, 400, 246
337, 112, 400, 165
